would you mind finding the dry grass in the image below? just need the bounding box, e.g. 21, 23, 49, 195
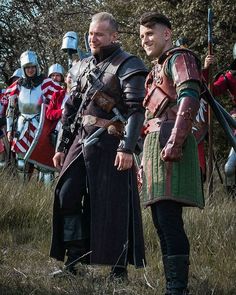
0, 168, 235, 295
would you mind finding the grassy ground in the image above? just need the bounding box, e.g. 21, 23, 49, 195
0, 168, 235, 295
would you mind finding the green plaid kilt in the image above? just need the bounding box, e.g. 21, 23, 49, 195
142, 131, 204, 208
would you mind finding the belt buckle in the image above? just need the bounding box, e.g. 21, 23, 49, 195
83, 115, 97, 126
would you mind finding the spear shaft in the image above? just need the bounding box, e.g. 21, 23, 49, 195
207, 7, 214, 197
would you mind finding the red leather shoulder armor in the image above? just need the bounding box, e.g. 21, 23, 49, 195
171, 51, 202, 87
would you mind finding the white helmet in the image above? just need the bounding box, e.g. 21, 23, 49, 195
11, 68, 23, 79
233, 43, 236, 60
7, 68, 23, 85
61, 31, 78, 54
20, 50, 40, 77
48, 63, 64, 77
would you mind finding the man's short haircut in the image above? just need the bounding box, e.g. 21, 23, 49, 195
91, 12, 118, 32
139, 12, 171, 29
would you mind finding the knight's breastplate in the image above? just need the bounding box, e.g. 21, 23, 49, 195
18, 85, 42, 114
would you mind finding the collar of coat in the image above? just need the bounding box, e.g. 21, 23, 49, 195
93, 43, 121, 64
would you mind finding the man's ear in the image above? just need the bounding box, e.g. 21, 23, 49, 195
164, 28, 172, 41
112, 31, 118, 42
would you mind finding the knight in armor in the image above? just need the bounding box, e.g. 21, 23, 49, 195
0, 87, 7, 167
139, 13, 204, 294
48, 63, 65, 85
50, 12, 147, 279
0, 68, 23, 119
204, 44, 236, 196
6, 50, 62, 180
0, 68, 23, 167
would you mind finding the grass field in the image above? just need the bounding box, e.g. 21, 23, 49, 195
0, 168, 235, 295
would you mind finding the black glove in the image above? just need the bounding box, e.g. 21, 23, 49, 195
0, 117, 6, 128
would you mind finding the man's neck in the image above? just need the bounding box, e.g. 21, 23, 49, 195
156, 42, 172, 61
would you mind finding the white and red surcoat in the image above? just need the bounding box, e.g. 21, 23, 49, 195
46, 89, 70, 131
0, 88, 8, 117
6, 78, 62, 155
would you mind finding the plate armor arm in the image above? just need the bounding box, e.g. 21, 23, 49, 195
117, 56, 148, 154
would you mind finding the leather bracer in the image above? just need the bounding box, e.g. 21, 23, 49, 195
161, 97, 199, 161
56, 125, 74, 153
117, 111, 145, 154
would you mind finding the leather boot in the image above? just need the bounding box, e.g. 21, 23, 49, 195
64, 240, 89, 275
162, 255, 171, 295
168, 255, 190, 295
109, 266, 128, 282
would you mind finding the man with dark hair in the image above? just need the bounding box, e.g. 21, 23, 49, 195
50, 12, 147, 279
139, 12, 204, 294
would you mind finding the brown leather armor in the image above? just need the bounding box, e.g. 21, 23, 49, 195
58, 47, 147, 153
161, 97, 200, 161
144, 48, 201, 118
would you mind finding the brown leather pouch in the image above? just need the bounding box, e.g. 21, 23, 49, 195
92, 90, 116, 113
143, 84, 170, 116
159, 120, 175, 148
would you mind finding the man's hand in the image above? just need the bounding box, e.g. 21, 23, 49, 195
7, 131, 12, 142
204, 54, 215, 69
53, 152, 65, 170
161, 142, 182, 162
114, 151, 133, 171
137, 165, 143, 192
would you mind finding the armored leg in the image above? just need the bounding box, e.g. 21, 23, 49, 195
38, 171, 54, 185
224, 148, 236, 197
16, 158, 33, 181
0, 152, 6, 168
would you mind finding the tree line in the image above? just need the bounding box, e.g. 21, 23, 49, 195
1, 0, 236, 154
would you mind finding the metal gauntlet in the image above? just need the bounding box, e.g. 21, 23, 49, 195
161, 97, 199, 161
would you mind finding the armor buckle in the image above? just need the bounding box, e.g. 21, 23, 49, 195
82, 115, 97, 126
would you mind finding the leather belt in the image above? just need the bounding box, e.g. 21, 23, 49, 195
82, 115, 111, 128
144, 118, 162, 134
82, 114, 124, 135
144, 106, 177, 134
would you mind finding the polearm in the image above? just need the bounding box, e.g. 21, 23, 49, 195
84, 32, 91, 54
61, 31, 92, 71
207, 7, 214, 197
77, 32, 91, 59
203, 82, 236, 152
61, 31, 79, 70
